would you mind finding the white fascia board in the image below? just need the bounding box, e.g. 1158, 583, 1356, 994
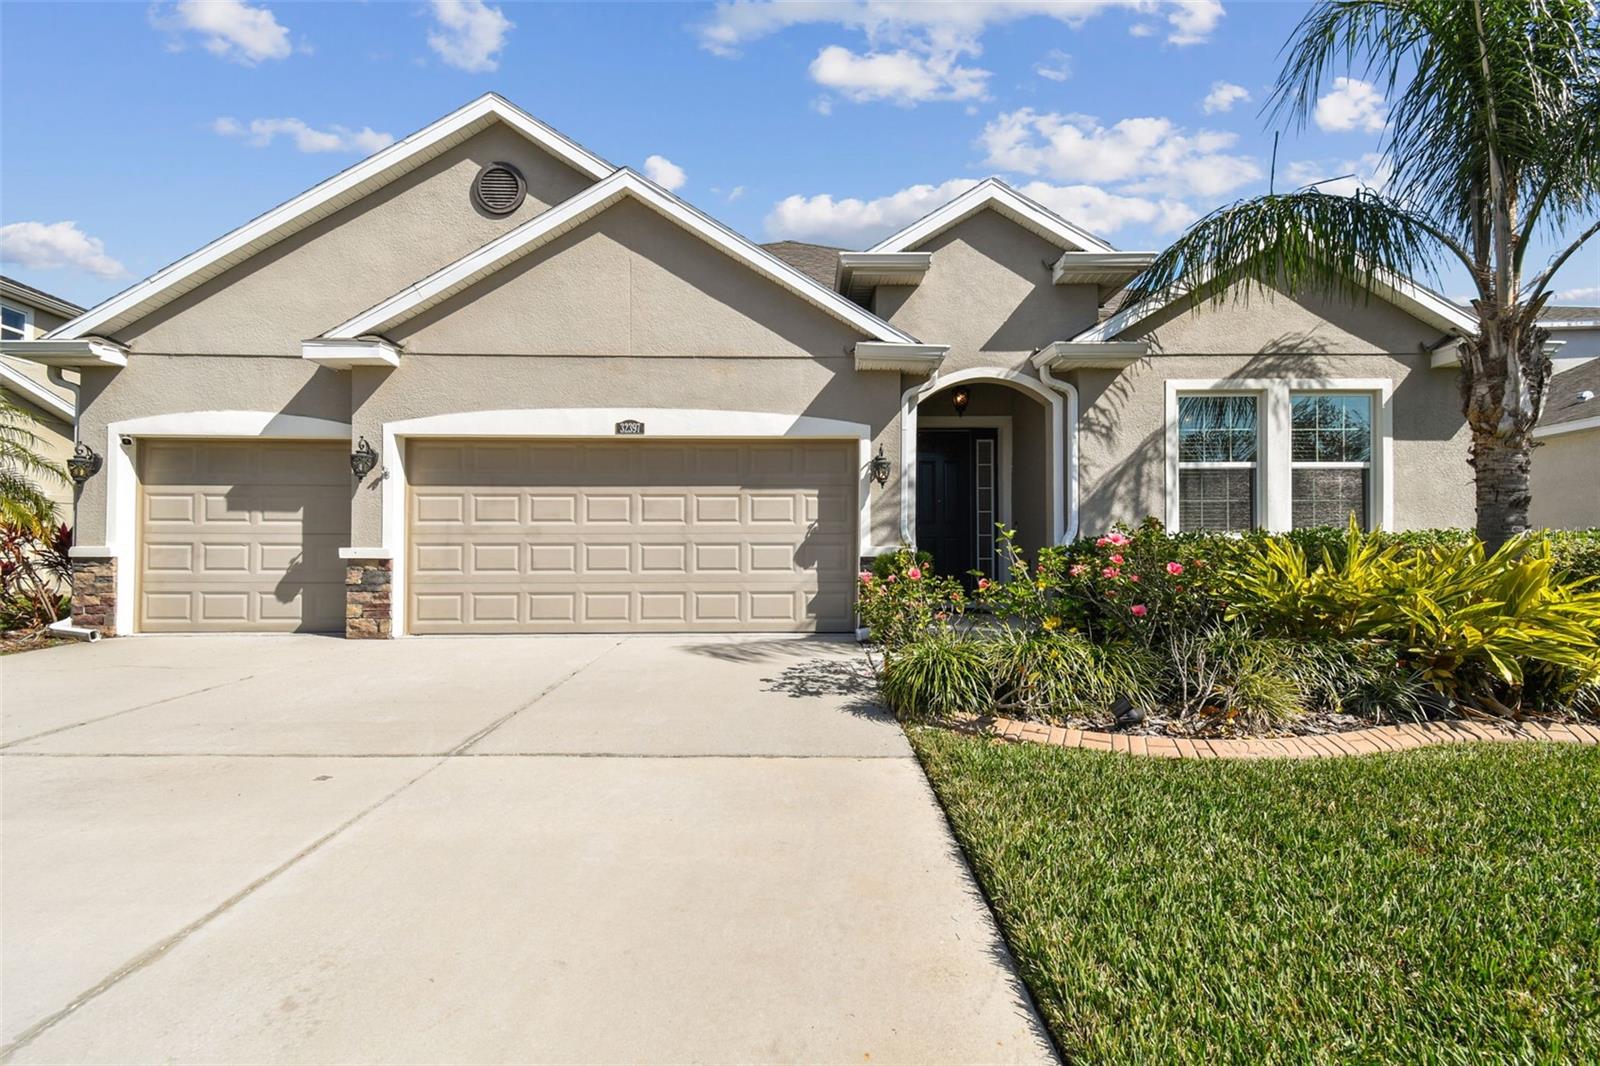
327, 169, 918, 344
0, 338, 128, 367
867, 177, 1116, 254
1533, 414, 1600, 438
49, 93, 615, 342
0, 279, 83, 320
835, 251, 931, 281
1032, 340, 1150, 371
0, 362, 75, 420
853, 342, 948, 373
1076, 263, 1478, 344
1542, 319, 1600, 330
1051, 251, 1156, 286
301, 338, 401, 369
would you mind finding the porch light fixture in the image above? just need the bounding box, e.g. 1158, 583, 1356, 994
66, 441, 103, 485
350, 436, 379, 482
950, 386, 970, 416
869, 445, 892, 486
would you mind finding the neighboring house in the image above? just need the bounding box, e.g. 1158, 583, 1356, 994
1, 94, 1481, 638
1, 275, 82, 523
1540, 305, 1600, 375
1531, 359, 1600, 529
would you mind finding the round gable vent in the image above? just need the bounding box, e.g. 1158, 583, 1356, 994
473, 162, 527, 215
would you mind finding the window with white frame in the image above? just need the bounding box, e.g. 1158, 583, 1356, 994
0, 304, 28, 341
1290, 392, 1373, 528
1175, 394, 1258, 532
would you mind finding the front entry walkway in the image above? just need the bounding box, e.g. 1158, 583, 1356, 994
1, 635, 1054, 1064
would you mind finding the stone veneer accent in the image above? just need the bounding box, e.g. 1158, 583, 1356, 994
988, 716, 1600, 758
345, 559, 394, 639
71, 557, 118, 637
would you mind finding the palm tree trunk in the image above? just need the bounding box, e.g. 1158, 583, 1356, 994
1468, 423, 1534, 549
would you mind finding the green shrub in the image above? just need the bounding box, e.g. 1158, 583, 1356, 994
857, 547, 967, 650
1549, 528, 1600, 581
879, 630, 992, 720
985, 629, 1164, 721
1219, 519, 1600, 711
1164, 624, 1308, 732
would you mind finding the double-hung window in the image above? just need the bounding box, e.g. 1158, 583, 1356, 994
0, 304, 28, 341
1290, 393, 1372, 528
1175, 394, 1258, 532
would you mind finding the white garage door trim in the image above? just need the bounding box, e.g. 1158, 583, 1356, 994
101, 411, 352, 635
377, 409, 874, 637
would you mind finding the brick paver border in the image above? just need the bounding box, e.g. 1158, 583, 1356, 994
988, 716, 1600, 758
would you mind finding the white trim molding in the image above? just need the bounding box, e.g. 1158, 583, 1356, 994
1051, 251, 1155, 288
1533, 414, 1600, 438
302, 338, 401, 370
1032, 340, 1149, 372
101, 411, 353, 636
1163, 378, 1394, 534
325, 169, 917, 346
0, 362, 74, 421
50, 93, 615, 342
0, 338, 128, 367
376, 409, 878, 637
869, 178, 1116, 255
853, 342, 948, 373
900, 367, 1073, 548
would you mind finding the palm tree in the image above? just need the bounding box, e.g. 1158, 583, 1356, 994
0, 392, 66, 533
1122, 0, 1600, 547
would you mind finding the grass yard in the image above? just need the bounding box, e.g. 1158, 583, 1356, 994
909, 728, 1600, 1064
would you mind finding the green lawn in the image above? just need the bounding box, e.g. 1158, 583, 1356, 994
909, 728, 1600, 1064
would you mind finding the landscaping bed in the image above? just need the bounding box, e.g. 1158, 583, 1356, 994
911, 727, 1600, 1063
862, 523, 1600, 737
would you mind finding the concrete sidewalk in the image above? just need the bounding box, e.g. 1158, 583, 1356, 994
1, 635, 1055, 1064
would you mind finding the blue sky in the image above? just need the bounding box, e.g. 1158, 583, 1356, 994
2, 0, 1595, 310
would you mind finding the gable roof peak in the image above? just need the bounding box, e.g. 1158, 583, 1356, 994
868, 177, 1116, 255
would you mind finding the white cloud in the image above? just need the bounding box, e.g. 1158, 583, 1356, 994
643, 154, 688, 191
1553, 285, 1600, 303
427, 0, 513, 73
214, 116, 395, 154
1165, 0, 1224, 46
0, 221, 126, 279
727, 185, 747, 202
1282, 151, 1390, 196
979, 107, 1261, 198
1201, 80, 1250, 114
1128, 23, 1156, 37
1314, 77, 1386, 133
762, 175, 1194, 247
156, 0, 292, 65
809, 44, 989, 104
1033, 49, 1071, 82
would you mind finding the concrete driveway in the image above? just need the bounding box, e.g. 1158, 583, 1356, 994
1, 634, 1054, 1064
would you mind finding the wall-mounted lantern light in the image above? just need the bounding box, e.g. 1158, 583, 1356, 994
870, 445, 892, 486
950, 386, 970, 416
66, 441, 103, 484
350, 436, 379, 482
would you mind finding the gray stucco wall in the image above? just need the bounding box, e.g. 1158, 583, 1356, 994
1531, 429, 1600, 529
876, 209, 1099, 376
114, 123, 596, 356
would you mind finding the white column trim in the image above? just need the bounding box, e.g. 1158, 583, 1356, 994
378, 408, 875, 637
901, 368, 1070, 546
1163, 378, 1394, 533
101, 411, 352, 635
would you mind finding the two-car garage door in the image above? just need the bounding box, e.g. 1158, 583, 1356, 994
406, 439, 856, 633
135, 437, 856, 634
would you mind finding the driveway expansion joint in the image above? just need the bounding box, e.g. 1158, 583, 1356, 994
0, 674, 257, 751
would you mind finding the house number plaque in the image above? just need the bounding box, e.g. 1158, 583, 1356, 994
615, 419, 646, 435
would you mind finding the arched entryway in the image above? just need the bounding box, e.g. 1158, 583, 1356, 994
901, 368, 1071, 583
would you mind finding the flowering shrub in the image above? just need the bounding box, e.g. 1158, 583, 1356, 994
856, 547, 967, 650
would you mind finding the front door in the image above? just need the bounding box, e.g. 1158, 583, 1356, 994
916, 429, 997, 585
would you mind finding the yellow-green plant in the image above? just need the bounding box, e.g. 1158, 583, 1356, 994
1221, 518, 1600, 710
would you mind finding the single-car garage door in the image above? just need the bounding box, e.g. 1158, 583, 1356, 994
138, 439, 350, 632
406, 439, 857, 633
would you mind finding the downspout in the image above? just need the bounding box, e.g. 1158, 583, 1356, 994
1034, 360, 1080, 543
43, 365, 102, 641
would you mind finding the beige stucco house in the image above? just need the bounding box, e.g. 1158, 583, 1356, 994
2, 95, 1487, 638
1531, 355, 1600, 530
1, 275, 82, 523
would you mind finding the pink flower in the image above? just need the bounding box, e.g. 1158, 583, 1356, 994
977, 578, 991, 590
1069, 564, 1088, 577
1101, 566, 1120, 579
907, 566, 922, 581
886, 574, 897, 583
1109, 532, 1129, 546
1036, 564, 1045, 575
1109, 553, 1124, 565
1130, 604, 1148, 618
859, 571, 873, 583
1128, 574, 1141, 583
1166, 562, 1184, 576
1095, 537, 1111, 547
